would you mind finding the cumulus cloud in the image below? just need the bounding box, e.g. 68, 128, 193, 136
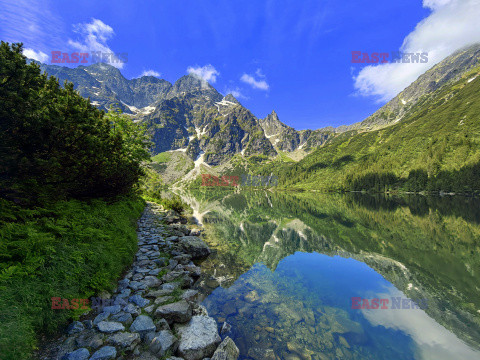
225, 87, 248, 100
187, 64, 219, 83
354, 0, 480, 102
23, 48, 48, 63
68, 18, 125, 69
140, 70, 161, 77
240, 72, 269, 91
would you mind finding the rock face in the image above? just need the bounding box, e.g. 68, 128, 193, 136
179, 236, 211, 259
49, 202, 240, 360
174, 316, 221, 360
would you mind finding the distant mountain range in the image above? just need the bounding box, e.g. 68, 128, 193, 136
36, 43, 480, 170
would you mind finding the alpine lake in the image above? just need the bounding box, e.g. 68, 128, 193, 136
174, 190, 480, 360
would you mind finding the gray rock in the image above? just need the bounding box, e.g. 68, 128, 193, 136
154, 257, 169, 266
97, 321, 125, 333
117, 288, 131, 298
155, 300, 192, 324
123, 303, 141, 316
93, 312, 110, 326
174, 316, 221, 360
182, 289, 200, 302
66, 321, 84, 335
110, 311, 133, 325
62, 348, 90, 360
179, 236, 211, 259
154, 296, 174, 305
149, 330, 178, 357
148, 268, 162, 276
118, 279, 130, 290
130, 315, 156, 338
129, 281, 147, 291
211, 337, 240, 360
145, 288, 173, 299
144, 304, 156, 313
162, 282, 181, 291
82, 320, 93, 330
103, 305, 121, 314
89, 346, 117, 360
75, 330, 104, 349
154, 318, 170, 331
128, 294, 150, 307
143, 276, 162, 288
193, 304, 209, 317
168, 259, 179, 270
107, 331, 140, 350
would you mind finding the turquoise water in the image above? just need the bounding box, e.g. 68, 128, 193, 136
179, 191, 480, 359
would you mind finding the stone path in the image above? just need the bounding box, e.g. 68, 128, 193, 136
51, 202, 239, 360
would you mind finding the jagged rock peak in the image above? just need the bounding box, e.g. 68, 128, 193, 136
259, 110, 289, 137
223, 93, 241, 105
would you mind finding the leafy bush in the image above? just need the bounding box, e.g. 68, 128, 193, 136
0, 196, 144, 360
0, 42, 150, 201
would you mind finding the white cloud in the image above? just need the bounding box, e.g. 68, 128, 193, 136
225, 87, 248, 100
354, 0, 480, 102
23, 48, 48, 63
423, 0, 453, 10
187, 64, 219, 83
68, 18, 125, 69
140, 70, 161, 77
240, 72, 269, 91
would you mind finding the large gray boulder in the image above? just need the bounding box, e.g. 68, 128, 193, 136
211, 337, 240, 360
179, 236, 211, 259
174, 316, 221, 360
149, 330, 179, 357
155, 300, 192, 324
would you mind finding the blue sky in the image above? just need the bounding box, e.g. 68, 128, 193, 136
1, 0, 479, 129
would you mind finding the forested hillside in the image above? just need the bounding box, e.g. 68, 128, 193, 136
252, 65, 480, 193
0, 42, 150, 359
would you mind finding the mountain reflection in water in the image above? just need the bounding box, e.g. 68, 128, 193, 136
176, 190, 480, 360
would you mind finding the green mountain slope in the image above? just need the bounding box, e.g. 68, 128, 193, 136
253, 65, 480, 193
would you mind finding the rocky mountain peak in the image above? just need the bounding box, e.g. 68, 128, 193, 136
259, 110, 289, 137
223, 93, 240, 105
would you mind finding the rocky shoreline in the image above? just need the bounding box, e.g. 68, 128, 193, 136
46, 202, 240, 360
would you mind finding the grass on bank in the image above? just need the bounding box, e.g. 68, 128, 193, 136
0, 196, 145, 360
